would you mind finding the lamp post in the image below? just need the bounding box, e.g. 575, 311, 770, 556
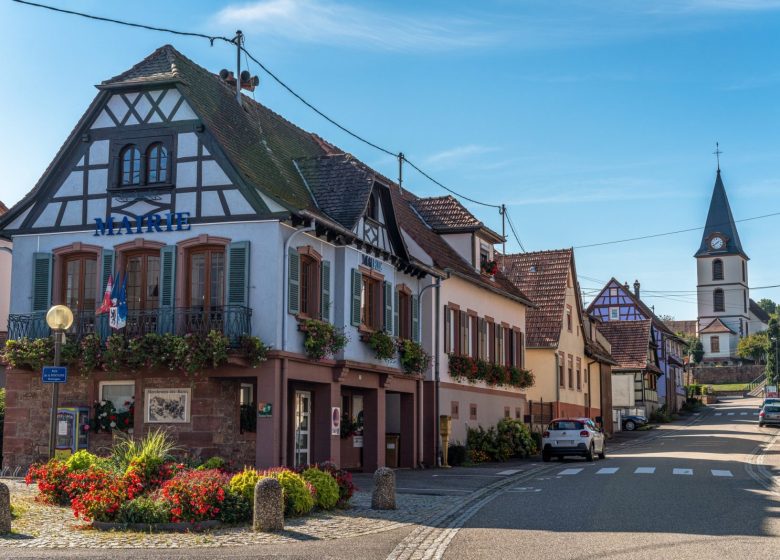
46, 305, 74, 459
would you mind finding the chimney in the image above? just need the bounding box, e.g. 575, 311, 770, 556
633, 280, 640, 299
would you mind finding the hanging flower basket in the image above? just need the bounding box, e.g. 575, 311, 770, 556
481, 260, 499, 276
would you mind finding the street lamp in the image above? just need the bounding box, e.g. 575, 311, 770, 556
46, 304, 73, 459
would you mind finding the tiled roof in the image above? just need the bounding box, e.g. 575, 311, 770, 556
699, 318, 736, 334
596, 320, 658, 371
102, 47, 183, 87
585, 336, 618, 365
749, 299, 771, 324
412, 196, 502, 240
665, 320, 697, 337
500, 249, 573, 347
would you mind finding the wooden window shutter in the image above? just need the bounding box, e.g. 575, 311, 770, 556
31, 252, 53, 312
287, 248, 300, 315
320, 260, 331, 322
100, 250, 115, 298
350, 269, 362, 326
478, 318, 485, 359
393, 290, 400, 337
226, 241, 250, 306
444, 305, 450, 352
384, 281, 393, 333
159, 246, 176, 308
411, 295, 420, 343
488, 323, 495, 363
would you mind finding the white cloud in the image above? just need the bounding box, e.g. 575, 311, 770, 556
424, 144, 497, 166
214, 0, 498, 52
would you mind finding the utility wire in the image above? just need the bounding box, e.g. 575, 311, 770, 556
504, 209, 527, 252
12, 0, 502, 212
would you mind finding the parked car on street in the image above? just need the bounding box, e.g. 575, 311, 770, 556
758, 404, 780, 427
760, 398, 780, 410
622, 415, 648, 431
542, 418, 606, 462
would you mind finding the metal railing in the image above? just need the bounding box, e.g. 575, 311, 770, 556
7, 306, 252, 347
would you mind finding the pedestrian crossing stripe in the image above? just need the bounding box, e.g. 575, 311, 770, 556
740, 412, 748, 416
497, 469, 521, 476
634, 467, 655, 474
727, 412, 735, 416
596, 467, 619, 474
711, 470, 733, 477
552, 467, 736, 477
673, 468, 693, 475
559, 468, 583, 475
714, 413, 722, 416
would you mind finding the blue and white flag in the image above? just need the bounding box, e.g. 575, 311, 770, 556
109, 272, 127, 330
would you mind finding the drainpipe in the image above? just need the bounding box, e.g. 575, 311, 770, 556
418, 275, 442, 467
586, 359, 597, 420
280, 219, 316, 466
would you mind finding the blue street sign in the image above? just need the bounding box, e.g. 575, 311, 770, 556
42, 366, 67, 383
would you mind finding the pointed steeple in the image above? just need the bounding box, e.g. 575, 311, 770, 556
694, 169, 747, 258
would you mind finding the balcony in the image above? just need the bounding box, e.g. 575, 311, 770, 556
7, 306, 252, 347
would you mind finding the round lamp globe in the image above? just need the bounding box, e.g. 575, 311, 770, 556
46, 305, 74, 331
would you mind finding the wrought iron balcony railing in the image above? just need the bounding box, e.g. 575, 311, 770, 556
7, 306, 252, 347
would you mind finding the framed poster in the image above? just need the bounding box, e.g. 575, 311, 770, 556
145, 388, 191, 423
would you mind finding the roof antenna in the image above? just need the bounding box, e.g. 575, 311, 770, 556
234, 30, 244, 107
713, 142, 722, 173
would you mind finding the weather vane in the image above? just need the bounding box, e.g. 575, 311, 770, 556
713, 142, 722, 172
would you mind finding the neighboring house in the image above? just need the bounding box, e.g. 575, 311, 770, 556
501, 249, 611, 422
0, 45, 445, 471
587, 279, 686, 412
584, 314, 617, 434
597, 320, 662, 417
0, 201, 9, 342
409, 196, 532, 459
695, 168, 768, 362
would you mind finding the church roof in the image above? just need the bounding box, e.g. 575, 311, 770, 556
699, 318, 736, 335
695, 170, 747, 259
749, 299, 771, 324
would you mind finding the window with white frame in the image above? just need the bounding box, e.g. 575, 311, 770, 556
99, 381, 135, 413
609, 307, 619, 320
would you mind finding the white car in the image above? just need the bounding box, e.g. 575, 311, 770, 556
542, 418, 606, 462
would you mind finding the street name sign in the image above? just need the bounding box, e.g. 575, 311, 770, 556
42, 366, 67, 383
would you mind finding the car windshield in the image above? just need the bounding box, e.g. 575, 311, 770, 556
550, 420, 584, 431
765, 405, 780, 413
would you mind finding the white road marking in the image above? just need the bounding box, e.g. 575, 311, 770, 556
714, 413, 723, 416
634, 467, 655, 474
397, 487, 472, 493
496, 469, 522, 476
559, 468, 583, 476
711, 470, 733, 477
507, 487, 542, 493
740, 412, 748, 416
727, 413, 735, 416
673, 468, 693, 475
596, 467, 619, 475
753, 413, 759, 416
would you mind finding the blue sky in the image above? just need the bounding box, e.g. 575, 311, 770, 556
2, 0, 780, 319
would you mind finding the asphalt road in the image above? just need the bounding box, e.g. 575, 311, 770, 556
445, 397, 780, 560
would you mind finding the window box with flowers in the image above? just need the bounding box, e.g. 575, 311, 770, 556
397, 338, 430, 375
92, 396, 135, 434
362, 329, 396, 361
448, 354, 534, 389
481, 260, 499, 276
298, 319, 348, 360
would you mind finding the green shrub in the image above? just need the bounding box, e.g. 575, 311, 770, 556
447, 444, 467, 466
229, 468, 263, 502
301, 468, 339, 510
116, 496, 171, 524
198, 456, 227, 471
218, 488, 252, 524
466, 425, 499, 461
111, 428, 179, 471
65, 450, 100, 472
266, 468, 315, 517
495, 418, 537, 460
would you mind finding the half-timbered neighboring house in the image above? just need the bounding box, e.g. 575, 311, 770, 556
0, 45, 445, 471
501, 249, 614, 425
587, 279, 686, 413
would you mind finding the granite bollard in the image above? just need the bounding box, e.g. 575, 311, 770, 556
253, 477, 284, 532
0, 482, 11, 534
371, 467, 396, 510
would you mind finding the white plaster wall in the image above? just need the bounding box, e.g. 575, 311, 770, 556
612, 374, 635, 408
441, 385, 524, 445
441, 233, 473, 268
0, 239, 11, 333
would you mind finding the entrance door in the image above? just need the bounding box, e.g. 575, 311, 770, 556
294, 390, 311, 467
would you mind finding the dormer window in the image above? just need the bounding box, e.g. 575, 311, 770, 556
120, 145, 141, 186
366, 192, 378, 221
146, 143, 168, 184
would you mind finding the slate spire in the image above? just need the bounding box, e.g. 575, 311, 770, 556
695, 169, 746, 258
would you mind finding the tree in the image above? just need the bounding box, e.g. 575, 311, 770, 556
766, 318, 780, 384
737, 331, 770, 364
758, 298, 778, 317
677, 332, 704, 364
658, 314, 675, 322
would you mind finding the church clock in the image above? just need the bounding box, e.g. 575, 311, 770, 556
710, 235, 725, 250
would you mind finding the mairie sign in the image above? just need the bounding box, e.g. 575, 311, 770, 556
42, 366, 68, 383
94, 212, 191, 237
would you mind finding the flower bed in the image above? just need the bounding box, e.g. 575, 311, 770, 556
448, 354, 534, 389
23, 430, 352, 530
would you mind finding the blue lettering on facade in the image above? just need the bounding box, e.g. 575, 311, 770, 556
94, 212, 191, 236
361, 254, 383, 272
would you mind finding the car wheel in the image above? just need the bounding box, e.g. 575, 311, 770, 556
625, 420, 636, 431
598, 443, 606, 460
586, 443, 594, 462
542, 450, 551, 462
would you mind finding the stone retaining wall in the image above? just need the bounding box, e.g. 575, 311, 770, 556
692, 364, 765, 384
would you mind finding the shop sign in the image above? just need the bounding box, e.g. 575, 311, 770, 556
258, 402, 273, 417
767, 385, 778, 398
361, 254, 383, 272
353, 435, 364, 448
331, 407, 341, 436
94, 212, 191, 237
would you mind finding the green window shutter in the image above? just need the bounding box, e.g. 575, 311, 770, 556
31, 252, 53, 312
443, 305, 450, 353
287, 248, 300, 315
393, 290, 400, 337
320, 260, 331, 322
226, 241, 250, 306
411, 295, 420, 343
350, 269, 362, 327
101, 250, 114, 295
159, 246, 176, 308
384, 281, 393, 333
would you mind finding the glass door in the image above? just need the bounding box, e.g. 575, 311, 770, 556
294, 390, 311, 467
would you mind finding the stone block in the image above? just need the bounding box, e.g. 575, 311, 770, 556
371, 467, 396, 510
0, 482, 11, 534
253, 478, 283, 532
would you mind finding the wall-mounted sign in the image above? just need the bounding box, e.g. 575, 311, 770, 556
361, 254, 383, 272
331, 407, 341, 436
258, 402, 272, 417
42, 366, 67, 383
94, 212, 191, 237
353, 435, 364, 448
